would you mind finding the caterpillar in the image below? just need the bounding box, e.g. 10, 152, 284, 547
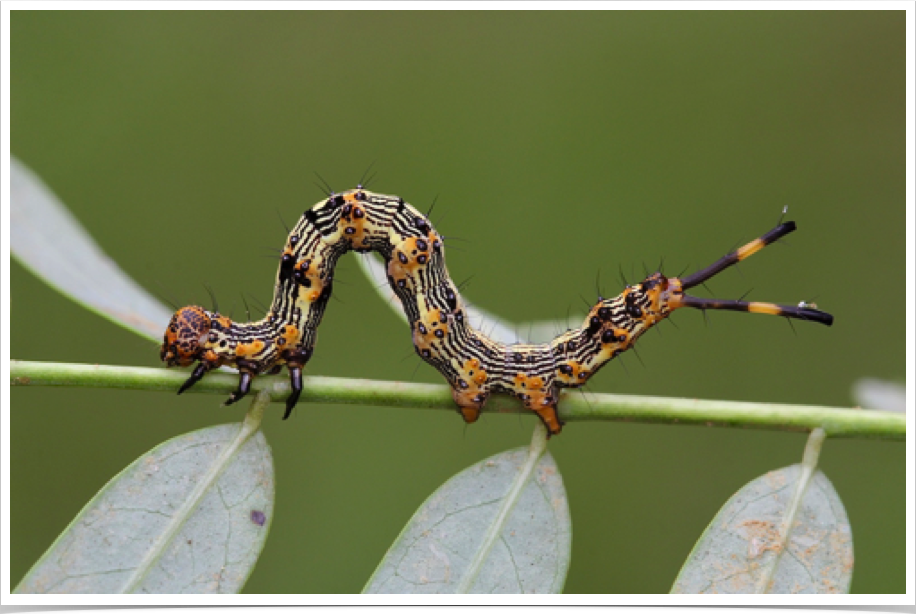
160, 188, 834, 436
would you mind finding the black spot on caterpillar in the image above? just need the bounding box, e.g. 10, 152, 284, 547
161, 188, 834, 436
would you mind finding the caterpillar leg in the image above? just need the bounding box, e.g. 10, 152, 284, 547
223, 367, 253, 406
451, 387, 488, 425
458, 406, 481, 424
177, 362, 211, 395
514, 375, 564, 437
281, 347, 313, 419
532, 405, 564, 438
284, 365, 303, 420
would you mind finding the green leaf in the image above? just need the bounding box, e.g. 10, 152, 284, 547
15, 392, 275, 594
10, 156, 173, 343
363, 424, 571, 594
671, 431, 853, 594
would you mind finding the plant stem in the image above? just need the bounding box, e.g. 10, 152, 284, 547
10, 360, 905, 440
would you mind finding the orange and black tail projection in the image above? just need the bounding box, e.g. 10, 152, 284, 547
667, 222, 834, 326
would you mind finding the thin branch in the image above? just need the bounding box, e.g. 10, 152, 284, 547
10, 360, 905, 441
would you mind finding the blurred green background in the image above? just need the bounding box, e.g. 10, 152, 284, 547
11, 11, 905, 593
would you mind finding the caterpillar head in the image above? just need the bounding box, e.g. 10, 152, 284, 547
161, 306, 211, 367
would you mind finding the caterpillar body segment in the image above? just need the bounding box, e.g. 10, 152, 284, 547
160, 188, 834, 436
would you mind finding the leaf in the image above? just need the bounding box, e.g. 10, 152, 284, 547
14, 393, 275, 594
353, 251, 582, 345
363, 424, 571, 594
10, 156, 173, 343
671, 431, 853, 594
852, 377, 906, 412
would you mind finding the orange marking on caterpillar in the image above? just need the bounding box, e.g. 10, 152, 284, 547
202, 349, 220, 363
276, 324, 300, 347
235, 340, 265, 358
451, 357, 490, 422
555, 360, 582, 385
389, 237, 432, 277
514, 373, 545, 390
295, 259, 325, 302
512, 373, 562, 435
737, 238, 766, 260
464, 358, 488, 386
412, 309, 449, 355
386, 241, 426, 291
339, 202, 371, 247
748, 302, 782, 316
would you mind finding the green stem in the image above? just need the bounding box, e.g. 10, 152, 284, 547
11, 360, 905, 440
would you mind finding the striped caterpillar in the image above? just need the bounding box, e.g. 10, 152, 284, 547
160, 188, 834, 436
